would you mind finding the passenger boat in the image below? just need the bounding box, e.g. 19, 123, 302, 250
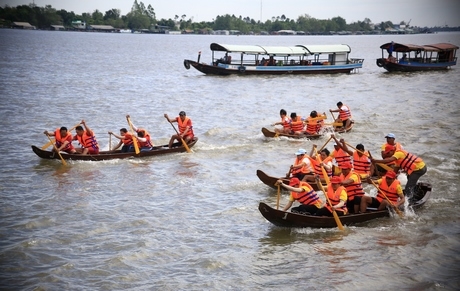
261, 122, 353, 139
257, 169, 322, 192
376, 42, 458, 72
184, 43, 364, 75
259, 182, 432, 228
31, 138, 198, 161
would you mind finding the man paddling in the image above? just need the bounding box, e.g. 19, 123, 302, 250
164, 111, 194, 149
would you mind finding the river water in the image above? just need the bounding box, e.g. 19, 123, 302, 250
1, 29, 459, 290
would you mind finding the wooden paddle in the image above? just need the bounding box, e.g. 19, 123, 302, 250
368, 151, 380, 178
109, 133, 112, 151
41, 122, 80, 150
166, 117, 191, 153
324, 122, 345, 127
369, 179, 404, 218
318, 135, 333, 152
126, 117, 140, 154
45, 134, 67, 165
344, 142, 393, 172
314, 147, 344, 231
276, 184, 281, 210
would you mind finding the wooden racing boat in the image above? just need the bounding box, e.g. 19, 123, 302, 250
261, 122, 353, 139
184, 43, 364, 76
257, 169, 322, 192
259, 182, 432, 228
31, 138, 198, 161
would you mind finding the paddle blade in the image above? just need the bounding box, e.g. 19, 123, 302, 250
332, 209, 345, 230
181, 138, 191, 153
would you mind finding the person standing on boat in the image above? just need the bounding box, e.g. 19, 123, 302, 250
330, 134, 352, 172
44, 126, 77, 154
290, 148, 314, 181
338, 162, 366, 214
276, 177, 323, 215
108, 128, 134, 152
378, 133, 404, 173
73, 120, 99, 155
330, 101, 353, 129
127, 115, 154, 152
164, 111, 194, 149
315, 176, 348, 217
289, 112, 305, 135
358, 171, 405, 213
272, 109, 291, 134
372, 145, 427, 200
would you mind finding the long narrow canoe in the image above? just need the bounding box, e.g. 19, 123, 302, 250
262, 122, 353, 139
257, 169, 322, 191
31, 138, 198, 161
259, 182, 432, 228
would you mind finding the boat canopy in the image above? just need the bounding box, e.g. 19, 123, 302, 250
209, 43, 351, 56
296, 44, 351, 54
380, 42, 459, 52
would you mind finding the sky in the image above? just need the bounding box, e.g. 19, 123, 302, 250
1, 0, 459, 27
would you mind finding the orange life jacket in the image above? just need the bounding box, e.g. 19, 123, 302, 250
352, 151, 371, 176
325, 184, 347, 213
122, 132, 134, 146
394, 150, 423, 175
376, 178, 401, 204
290, 117, 304, 132
305, 116, 321, 134
76, 132, 99, 150
178, 117, 194, 137
310, 156, 333, 178
291, 182, 323, 206
291, 156, 313, 175
54, 128, 73, 151
340, 171, 365, 201
135, 129, 153, 148
338, 104, 352, 121
332, 148, 352, 168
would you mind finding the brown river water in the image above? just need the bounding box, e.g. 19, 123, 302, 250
0, 29, 459, 290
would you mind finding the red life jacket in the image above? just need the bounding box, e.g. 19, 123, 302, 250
290, 117, 304, 132
338, 104, 352, 121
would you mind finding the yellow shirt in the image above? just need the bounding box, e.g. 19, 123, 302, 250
393, 151, 425, 171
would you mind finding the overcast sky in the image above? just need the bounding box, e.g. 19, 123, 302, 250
1, 0, 459, 27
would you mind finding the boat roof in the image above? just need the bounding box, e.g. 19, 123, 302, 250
380, 42, 459, 52
210, 43, 351, 56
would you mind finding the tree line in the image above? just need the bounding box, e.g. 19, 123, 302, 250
0, 0, 456, 33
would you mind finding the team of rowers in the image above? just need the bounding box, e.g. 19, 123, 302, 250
274, 129, 427, 217
272, 101, 353, 136
43, 112, 194, 155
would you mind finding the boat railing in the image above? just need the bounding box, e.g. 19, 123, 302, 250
349, 58, 365, 64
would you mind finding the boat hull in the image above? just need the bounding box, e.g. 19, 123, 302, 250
376, 58, 456, 72
257, 169, 322, 192
186, 60, 362, 76
261, 123, 353, 139
31, 138, 198, 161
259, 182, 432, 228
